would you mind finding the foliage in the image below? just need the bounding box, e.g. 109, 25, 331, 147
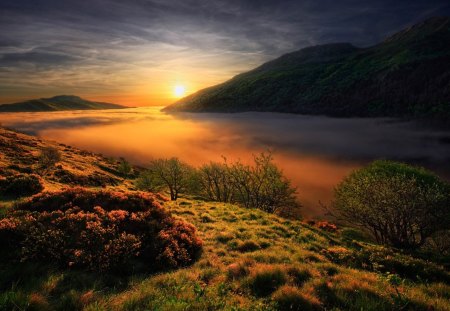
136, 157, 197, 200
38, 146, 61, 169
198, 161, 234, 202
0, 174, 43, 198
322, 243, 449, 282
334, 160, 450, 249
198, 152, 300, 214
0, 188, 202, 272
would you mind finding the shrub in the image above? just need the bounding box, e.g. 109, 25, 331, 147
38, 146, 61, 168
334, 160, 450, 249
0, 188, 202, 272
15, 187, 161, 212
249, 266, 287, 297
117, 157, 133, 178
321, 244, 449, 282
0, 174, 43, 198
273, 286, 321, 311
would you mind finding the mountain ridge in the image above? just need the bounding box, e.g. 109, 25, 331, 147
0, 95, 127, 112
164, 16, 450, 118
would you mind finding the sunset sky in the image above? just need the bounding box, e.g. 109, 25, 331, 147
1, 0, 449, 106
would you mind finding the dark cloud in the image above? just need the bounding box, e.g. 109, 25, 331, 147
1, 0, 449, 103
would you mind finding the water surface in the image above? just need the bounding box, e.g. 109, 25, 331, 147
1, 107, 449, 217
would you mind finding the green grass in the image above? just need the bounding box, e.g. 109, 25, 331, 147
0, 127, 449, 310
1, 197, 448, 310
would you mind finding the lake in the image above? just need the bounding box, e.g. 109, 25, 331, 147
1, 107, 449, 217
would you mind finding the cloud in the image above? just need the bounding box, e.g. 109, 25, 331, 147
1, 0, 449, 104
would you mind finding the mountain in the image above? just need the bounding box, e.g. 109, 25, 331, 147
164, 17, 450, 118
0, 95, 127, 112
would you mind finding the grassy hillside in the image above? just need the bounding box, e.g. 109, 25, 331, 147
0, 95, 127, 112
0, 127, 449, 310
164, 16, 450, 118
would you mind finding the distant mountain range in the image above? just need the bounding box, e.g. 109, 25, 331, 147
164, 17, 450, 118
0, 95, 127, 112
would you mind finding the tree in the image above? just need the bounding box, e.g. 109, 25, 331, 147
228, 152, 299, 213
136, 157, 196, 200
198, 161, 234, 202
198, 152, 300, 214
334, 160, 450, 250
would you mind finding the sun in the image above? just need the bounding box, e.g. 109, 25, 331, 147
173, 84, 186, 98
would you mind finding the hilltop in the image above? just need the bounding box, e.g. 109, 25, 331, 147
0, 127, 449, 310
165, 17, 450, 118
0, 95, 127, 112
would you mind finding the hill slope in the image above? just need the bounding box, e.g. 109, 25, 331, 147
0, 95, 127, 112
0, 127, 449, 310
164, 17, 450, 118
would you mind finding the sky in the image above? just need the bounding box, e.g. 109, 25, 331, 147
0, 0, 449, 106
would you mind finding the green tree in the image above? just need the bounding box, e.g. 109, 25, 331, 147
136, 157, 196, 200
228, 152, 298, 213
334, 160, 450, 249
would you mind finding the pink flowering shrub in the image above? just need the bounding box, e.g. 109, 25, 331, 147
0, 188, 202, 272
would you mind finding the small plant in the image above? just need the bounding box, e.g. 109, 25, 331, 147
38, 146, 61, 169
273, 285, 321, 311
236, 240, 260, 252
117, 157, 133, 178
227, 259, 255, 280
249, 266, 287, 297
287, 266, 312, 285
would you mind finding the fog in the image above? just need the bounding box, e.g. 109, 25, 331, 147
1, 107, 449, 217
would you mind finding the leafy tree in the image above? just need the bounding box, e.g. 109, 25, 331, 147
334, 160, 450, 249
136, 157, 196, 200
227, 152, 298, 213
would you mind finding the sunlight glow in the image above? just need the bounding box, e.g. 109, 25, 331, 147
174, 85, 186, 98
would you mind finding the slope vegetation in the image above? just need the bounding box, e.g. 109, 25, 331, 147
0, 127, 448, 310
165, 17, 450, 118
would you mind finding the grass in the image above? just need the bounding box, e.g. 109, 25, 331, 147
0, 127, 449, 310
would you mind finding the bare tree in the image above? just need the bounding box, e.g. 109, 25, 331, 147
198, 161, 234, 202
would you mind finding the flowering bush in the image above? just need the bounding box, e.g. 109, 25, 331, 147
0, 188, 202, 272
